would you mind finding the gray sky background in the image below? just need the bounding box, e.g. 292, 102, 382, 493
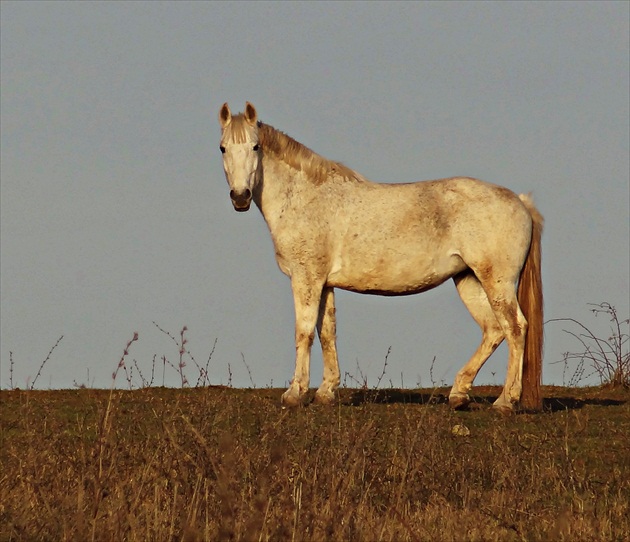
1, 1, 628, 391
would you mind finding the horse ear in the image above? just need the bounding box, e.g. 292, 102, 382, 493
219, 103, 232, 127
244, 102, 257, 125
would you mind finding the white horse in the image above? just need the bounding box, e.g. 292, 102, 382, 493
218, 102, 544, 412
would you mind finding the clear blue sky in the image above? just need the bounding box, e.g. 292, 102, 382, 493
1, 1, 628, 390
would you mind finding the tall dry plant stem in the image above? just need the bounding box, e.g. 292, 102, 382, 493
111, 332, 139, 385
29, 335, 64, 390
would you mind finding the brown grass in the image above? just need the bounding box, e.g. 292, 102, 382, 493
1, 385, 629, 541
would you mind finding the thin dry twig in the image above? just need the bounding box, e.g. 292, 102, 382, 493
111, 332, 139, 386
29, 335, 64, 390
547, 302, 629, 388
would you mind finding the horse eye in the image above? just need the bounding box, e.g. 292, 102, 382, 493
253, 144, 260, 152
219, 145, 226, 154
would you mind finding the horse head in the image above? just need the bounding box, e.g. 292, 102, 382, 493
218, 102, 261, 212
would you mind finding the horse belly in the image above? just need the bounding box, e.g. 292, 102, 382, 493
327, 250, 466, 296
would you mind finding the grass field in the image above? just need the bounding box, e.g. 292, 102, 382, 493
1, 385, 629, 541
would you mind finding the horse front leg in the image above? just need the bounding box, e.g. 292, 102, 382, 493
281, 276, 324, 407
314, 287, 340, 405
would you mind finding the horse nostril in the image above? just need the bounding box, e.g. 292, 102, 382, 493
229, 188, 253, 211
230, 189, 252, 200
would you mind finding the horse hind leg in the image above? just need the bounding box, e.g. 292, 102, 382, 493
313, 287, 340, 405
450, 273, 505, 410
480, 281, 528, 413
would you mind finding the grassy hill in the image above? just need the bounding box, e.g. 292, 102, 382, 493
1, 385, 629, 541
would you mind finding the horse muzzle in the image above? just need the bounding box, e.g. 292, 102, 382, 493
230, 189, 252, 212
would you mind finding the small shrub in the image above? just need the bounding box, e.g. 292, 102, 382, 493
549, 302, 629, 388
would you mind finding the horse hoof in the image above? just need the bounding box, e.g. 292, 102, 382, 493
491, 403, 515, 416
281, 390, 304, 408
449, 394, 471, 410
314, 390, 337, 406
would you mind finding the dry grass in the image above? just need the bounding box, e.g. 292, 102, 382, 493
1, 385, 629, 541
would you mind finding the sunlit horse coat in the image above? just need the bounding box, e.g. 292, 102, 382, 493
218, 102, 544, 412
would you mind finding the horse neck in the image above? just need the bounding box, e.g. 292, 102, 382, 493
253, 151, 303, 222
253, 124, 314, 219
252, 123, 362, 228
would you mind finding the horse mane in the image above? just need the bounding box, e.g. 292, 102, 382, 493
222, 113, 363, 185
258, 122, 361, 185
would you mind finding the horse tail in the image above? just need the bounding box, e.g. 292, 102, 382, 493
517, 194, 544, 411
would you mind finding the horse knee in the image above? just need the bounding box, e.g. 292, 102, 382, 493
319, 335, 337, 354
295, 329, 315, 348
